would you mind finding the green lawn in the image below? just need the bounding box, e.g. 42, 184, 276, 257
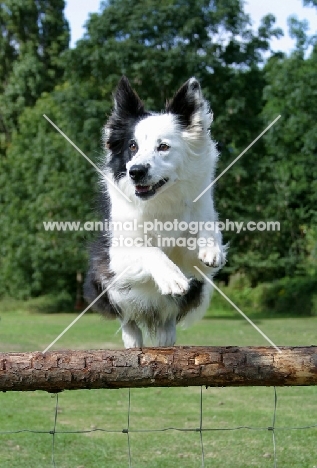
0, 299, 316, 468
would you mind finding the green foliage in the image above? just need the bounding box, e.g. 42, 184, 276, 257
261, 45, 317, 278
209, 275, 317, 317
288, 16, 310, 52
259, 276, 317, 316
0, 291, 75, 314
0, 1, 72, 297
69, 0, 281, 99
0, 82, 108, 298
24, 291, 75, 313
0, 0, 69, 146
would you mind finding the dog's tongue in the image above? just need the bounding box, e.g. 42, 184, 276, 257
136, 185, 151, 193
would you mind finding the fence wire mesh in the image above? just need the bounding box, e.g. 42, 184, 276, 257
1, 384, 317, 467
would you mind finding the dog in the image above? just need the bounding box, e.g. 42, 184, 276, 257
84, 76, 226, 348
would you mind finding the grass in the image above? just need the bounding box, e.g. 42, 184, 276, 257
0, 295, 317, 468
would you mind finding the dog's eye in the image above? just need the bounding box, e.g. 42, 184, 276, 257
129, 141, 138, 152
158, 143, 170, 152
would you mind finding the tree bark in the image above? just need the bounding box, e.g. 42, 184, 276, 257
0, 346, 316, 392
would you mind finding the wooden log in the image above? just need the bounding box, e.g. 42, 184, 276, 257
0, 346, 316, 392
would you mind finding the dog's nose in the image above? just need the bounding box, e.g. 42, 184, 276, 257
129, 165, 148, 182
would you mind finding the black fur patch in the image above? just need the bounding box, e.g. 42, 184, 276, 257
176, 279, 204, 322
106, 77, 151, 181
166, 78, 201, 129
83, 233, 119, 319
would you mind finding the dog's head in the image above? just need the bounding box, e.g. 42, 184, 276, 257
104, 76, 214, 201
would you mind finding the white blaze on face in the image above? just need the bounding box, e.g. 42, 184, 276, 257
126, 114, 184, 174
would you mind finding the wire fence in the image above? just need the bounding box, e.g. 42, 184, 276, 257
1, 384, 317, 467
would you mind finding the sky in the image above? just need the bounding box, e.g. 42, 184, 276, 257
64, 0, 317, 52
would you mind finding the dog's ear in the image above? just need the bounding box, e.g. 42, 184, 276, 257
166, 77, 205, 129
113, 76, 146, 118
104, 77, 147, 154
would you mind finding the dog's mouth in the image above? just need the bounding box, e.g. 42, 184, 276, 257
135, 178, 169, 199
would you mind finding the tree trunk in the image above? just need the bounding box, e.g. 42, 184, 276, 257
0, 346, 316, 392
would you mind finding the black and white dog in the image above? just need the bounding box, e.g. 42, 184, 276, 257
84, 76, 226, 348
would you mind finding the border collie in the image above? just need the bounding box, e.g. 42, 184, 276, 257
84, 76, 226, 348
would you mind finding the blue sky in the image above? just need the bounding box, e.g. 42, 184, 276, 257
64, 0, 317, 52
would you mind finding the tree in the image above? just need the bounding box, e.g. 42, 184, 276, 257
0, 0, 70, 296
0, 0, 69, 150
0, 80, 110, 298
260, 24, 317, 278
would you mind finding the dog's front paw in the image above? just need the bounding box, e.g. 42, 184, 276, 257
153, 267, 190, 296
158, 273, 190, 296
198, 244, 226, 268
